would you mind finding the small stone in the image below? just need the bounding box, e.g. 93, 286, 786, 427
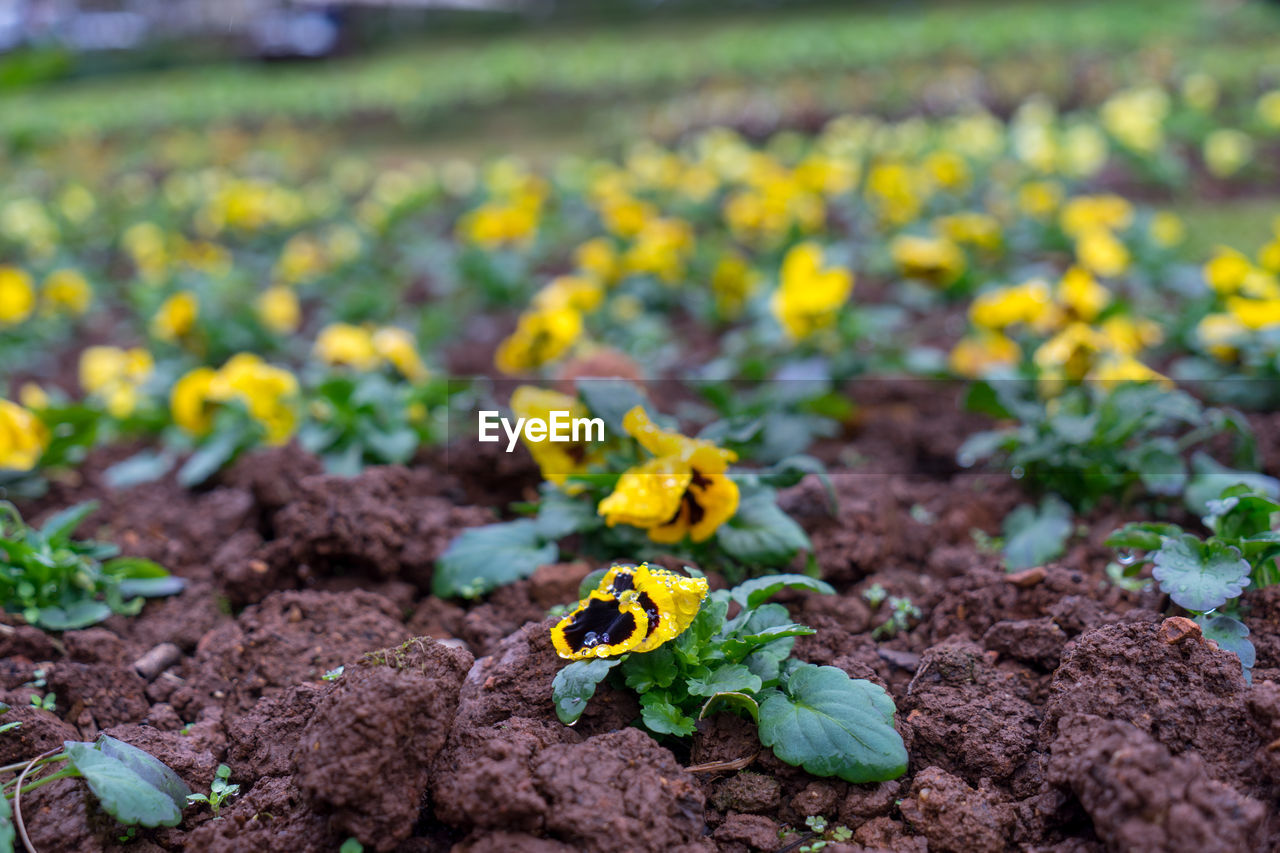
1157, 616, 1201, 645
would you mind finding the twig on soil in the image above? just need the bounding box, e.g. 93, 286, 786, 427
685, 751, 758, 774
13, 746, 64, 853
132, 643, 181, 682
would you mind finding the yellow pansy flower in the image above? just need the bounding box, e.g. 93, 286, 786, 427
1099, 315, 1162, 356
770, 242, 853, 341
1074, 228, 1130, 278
255, 286, 301, 335
1149, 212, 1185, 248
574, 238, 619, 285
1203, 130, 1253, 179
551, 563, 708, 660
1087, 354, 1171, 388
970, 279, 1057, 332
18, 383, 48, 411
1034, 322, 1109, 382
152, 291, 199, 342
494, 307, 584, 375
1057, 267, 1110, 322
372, 327, 428, 382
211, 354, 299, 445
533, 276, 604, 314
79, 346, 154, 418
0, 266, 36, 325
1203, 248, 1252, 295
1196, 313, 1246, 361
171, 367, 219, 436
710, 251, 760, 319
949, 332, 1020, 378
0, 400, 49, 472
41, 269, 92, 317
598, 406, 739, 544
510, 385, 596, 488
1060, 195, 1134, 238
1226, 297, 1280, 331
890, 234, 966, 286
314, 323, 379, 371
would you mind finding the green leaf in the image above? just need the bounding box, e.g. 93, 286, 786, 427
1002, 495, 1072, 571
621, 646, 676, 693
116, 577, 186, 599
758, 455, 836, 511
1152, 535, 1251, 612
64, 737, 191, 827
1105, 522, 1183, 553
575, 379, 646, 434
1184, 453, 1280, 516
365, 427, 419, 464
1195, 613, 1255, 683
432, 520, 558, 598
535, 488, 601, 539
35, 601, 113, 630
103, 451, 175, 489
39, 502, 98, 545
686, 663, 762, 697
758, 664, 907, 783
177, 431, 242, 488
0, 783, 13, 853
715, 488, 810, 567
639, 693, 697, 737
699, 691, 760, 722
551, 658, 621, 725
729, 574, 835, 611
675, 597, 727, 660
1135, 437, 1187, 497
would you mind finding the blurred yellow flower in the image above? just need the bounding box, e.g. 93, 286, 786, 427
1034, 322, 1108, 381
152, 291, 199, 342
0, 266, 36, 325
1060, 195, 1133, 238
1074, 228, 1130, 278
1226, 296, 1280, 331
41, 269, 92, 317
1057, 267, 1110, 322
79, 346, 154, 418
256, 286, 301, 335
494, 307, 584, 375
1204, 130, 1254, 179
949, 332, 1020, 378
891, 234, 966, 286
574, 237, 619, 285
598, 406, 738, 544
710, 251, 760, 319
372, 327, 429, 382
770, 242, 853, 340
314, 323, 379, 371
18, 383, 49, 411
1149, 212, 1185, 248
0, 399, 49, 472
1087, 354, 1171, 387
1196, 313, 1246, 361
172, 355, 299, 445
970, 279, 1057, 332
510, 385, 595, 488
533, 275, 604, 314
1204, 248, 1252, 295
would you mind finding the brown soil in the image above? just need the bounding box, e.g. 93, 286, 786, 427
5, 381, 1280, 852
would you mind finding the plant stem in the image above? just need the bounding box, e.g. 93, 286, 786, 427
15, 767, 77, 796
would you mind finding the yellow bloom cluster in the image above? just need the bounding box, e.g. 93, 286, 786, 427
313, 323, 429, 381
152, 291, 199, 343
1059, 195, 1133, 278
598, 406, 739, 544
171, 353, 299, 445
0, 400, 49, 472
79, 346, 156, 418
770, 242, 854, 341
1195, 234, 1280, 361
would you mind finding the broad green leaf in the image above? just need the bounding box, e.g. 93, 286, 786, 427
95, 736, 192, 811
1184, 453, 1280, 516
758, 664, 907, 783
575, 379, 647, 434
1002, 495, 1072, 571
686, 663, 762, 697
365, 428, 419, 464
1152, 535, 1250, 612
103, 451, 174, 489
1105, 522, 1182, 553
639, 693, 697, 737
35, 600, 113, 630
675, 597, 727, 661
621, 646, 676, 693
535, 488, 601, 540
551, 658, 621, 725
39, 502, 98, 545
1135, 438, 1187, 497
116, 577, 186, 599
64, 739, 189, 827
432, 520, 558, 598
729, 574, 834, 611
715, 488, 811, 566
699, 692, 760, 722
177, 431, 242, 488
1195, 613, 1255, 683
101, 557, 169, 579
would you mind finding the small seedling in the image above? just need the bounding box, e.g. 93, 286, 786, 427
797, 814, 853, 852
321, 666, 345, 682
28, 693, 55, 712
862, 583, 887, 609
339, 839, 364, 853
186, 764, 239, 819
872, 596, 921, 639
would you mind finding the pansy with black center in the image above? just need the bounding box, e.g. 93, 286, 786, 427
551, 563, 708, 660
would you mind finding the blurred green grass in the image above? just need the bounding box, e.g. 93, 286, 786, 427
1, 0, 1274, 146
1174, 197, 1280, 259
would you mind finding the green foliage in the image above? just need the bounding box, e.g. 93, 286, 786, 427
960, 382, 1253, 512
1108, 482, 1280, 681
1001, 494, 1073, 570
552, 574, 907, 783
0, 502, 183, 631
185, 764, 240, 819
433, 519, 560, 599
